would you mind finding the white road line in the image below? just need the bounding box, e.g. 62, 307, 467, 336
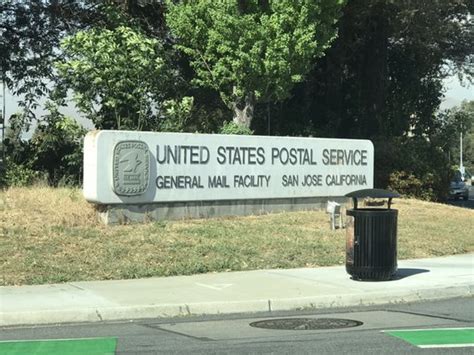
0, 337, 115, 343
418, 343, 474, 349
381, 327, 474, 332
195, 282, 233, 291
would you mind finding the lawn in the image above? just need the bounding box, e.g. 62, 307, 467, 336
0, 186, 473, 286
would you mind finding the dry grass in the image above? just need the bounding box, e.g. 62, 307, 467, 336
396, 198, 474, 258
1, 186, 473, 286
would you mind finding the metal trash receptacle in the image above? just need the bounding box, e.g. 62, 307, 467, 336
345, 188, 400, 281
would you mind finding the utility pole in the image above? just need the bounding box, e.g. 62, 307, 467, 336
0, 74, 5, 168
460, 124, 465, 180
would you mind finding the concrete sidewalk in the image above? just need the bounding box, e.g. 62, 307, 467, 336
1, 254, 473, 327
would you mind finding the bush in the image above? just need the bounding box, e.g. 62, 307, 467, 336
1, 158, 45, 187
219, 121, 253, 135
388, 170, 438, 201
1, 104, 85, 188
30, 104, 86, 186
375, 134, 450, 201
159, 96, 194, 132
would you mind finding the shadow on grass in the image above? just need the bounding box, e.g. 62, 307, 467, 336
445, 199, 474, 210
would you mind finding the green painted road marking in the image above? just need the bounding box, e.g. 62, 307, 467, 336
0, 337, 117, 354
385, 327, 474, 348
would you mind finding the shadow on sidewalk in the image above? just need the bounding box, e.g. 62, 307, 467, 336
392, 268, 430, 280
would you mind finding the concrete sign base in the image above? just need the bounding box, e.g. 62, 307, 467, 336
84, 130, 373, 224
97, 196, 349, 225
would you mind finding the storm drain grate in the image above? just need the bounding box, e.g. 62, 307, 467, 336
250, 318, 363, 330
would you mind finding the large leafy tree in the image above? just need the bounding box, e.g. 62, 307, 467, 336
166, 0, 345, 129
267, 0, 473, 139
0, 0, 188, 131
258, 0, 473, 199
0, 1, 170, 117
0, 1, 103, 114
1, 104, 86, 186
441, 100, 474, 175
55, 26, 179, 130
30, 103, 86, 185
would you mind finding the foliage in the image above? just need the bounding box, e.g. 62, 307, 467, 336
388, 171, 437, 201
1, 105, 86, 187
465, 128, 474, 175
29, 103, 86, 186
1, 0, 473, 194
56, 26, 177, 130
377, 100, 473, 201
0, 1, 171, 121
166, 0, 345, 128
381, 101, 473, 200
1, 113, 43, 187
258, 0, 473, 199
158, 96, 194, 132
373, 133, 451, 201
108, 0, 168, 38
0, 157, 43, 187
0, 1, 104, 116
219, 121, 254, 135
187, 88, 232, 133
266, 0, 473, 138
2, 112, 33, 168
441, 100, 474, 174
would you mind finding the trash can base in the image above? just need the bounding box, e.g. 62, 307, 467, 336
346, 266, 397, 281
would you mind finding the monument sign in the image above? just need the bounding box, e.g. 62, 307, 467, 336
84, 130, 374, 206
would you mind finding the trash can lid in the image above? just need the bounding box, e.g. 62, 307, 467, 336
345, 188, 400, 199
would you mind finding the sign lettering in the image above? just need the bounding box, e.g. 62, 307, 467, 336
84, 131, 374, 204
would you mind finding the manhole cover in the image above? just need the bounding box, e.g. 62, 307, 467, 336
249, 318, 363, 330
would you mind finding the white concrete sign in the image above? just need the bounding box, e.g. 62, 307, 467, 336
83, 130, 374, 204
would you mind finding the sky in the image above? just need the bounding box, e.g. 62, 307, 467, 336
2, 75, 473, 132
2, 87, 94, 130
439, 76, 474, 109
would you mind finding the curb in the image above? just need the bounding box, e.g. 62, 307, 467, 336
2, 285, 472, 327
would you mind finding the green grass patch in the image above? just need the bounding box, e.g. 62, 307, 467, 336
0, 337, 117, 354
386, 328, 474, 348
1, 186, 473, 285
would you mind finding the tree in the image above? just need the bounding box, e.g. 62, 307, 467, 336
461, 101, 474, 175
265, 0, 473, 138
166, 0, 345, 130
0, 1, 104, 115
30, 102, 86, 185
1, 104, 85, 187
108, 0, 168, 38
0, 0, 228, 133
385, 101, 473, 200
440, 100, 474, 175
55, 26, 182, 130
255, 0, 473, 199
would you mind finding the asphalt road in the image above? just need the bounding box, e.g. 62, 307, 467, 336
1, 297, 473, 354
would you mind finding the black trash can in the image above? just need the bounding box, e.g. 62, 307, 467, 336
345, 188, 400, 281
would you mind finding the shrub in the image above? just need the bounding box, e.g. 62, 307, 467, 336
1, 158, 45, 187
219, 121, 253, 135
1, 104, 85, 188
388, 170, 438, 201
29, 103, 86, 186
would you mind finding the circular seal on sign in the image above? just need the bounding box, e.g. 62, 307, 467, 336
113, 140, 150, 196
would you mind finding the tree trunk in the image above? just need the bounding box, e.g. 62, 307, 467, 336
232, 92, 255, 129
